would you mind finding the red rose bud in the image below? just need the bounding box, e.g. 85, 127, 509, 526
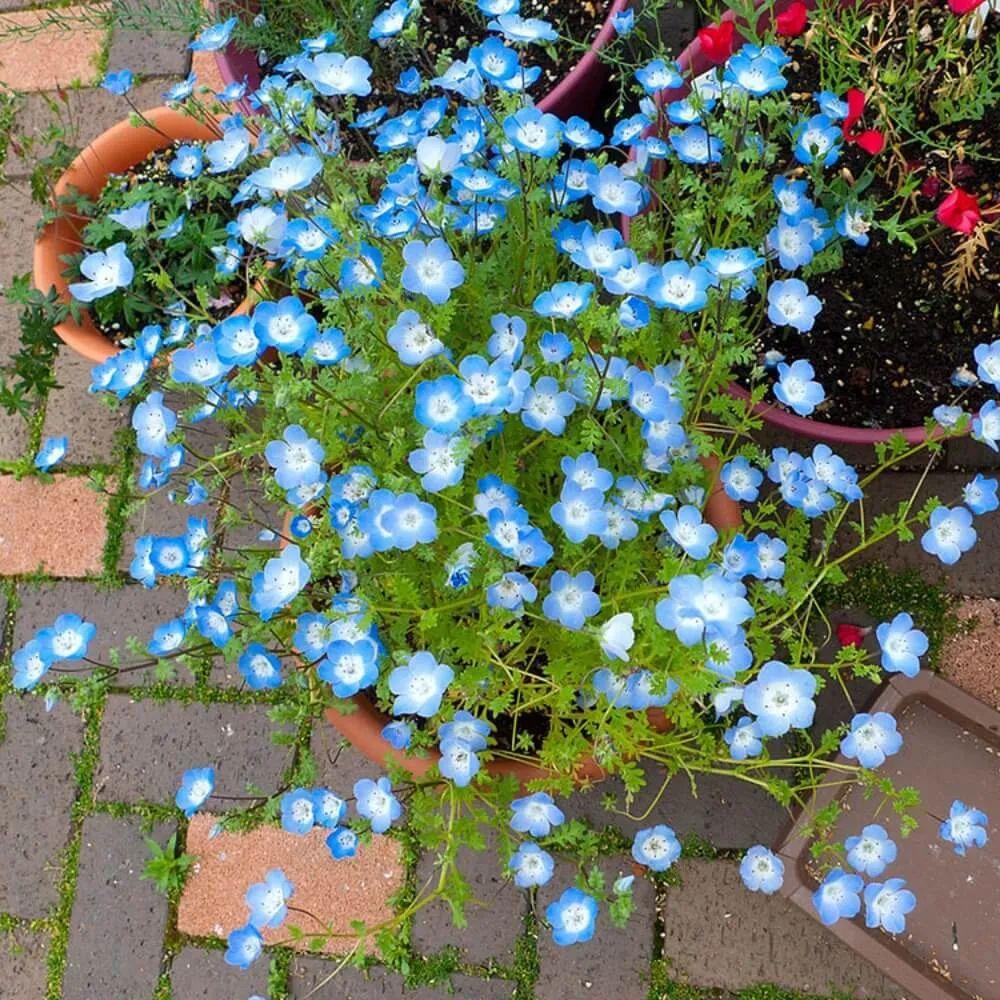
948, 0, 984, 13
841, 89, 884, 155
698, 21, 736, 64
936, 187, 981, 234
852, 129, 885, 155
776, 1, 809, 36
837, 624, 870, 648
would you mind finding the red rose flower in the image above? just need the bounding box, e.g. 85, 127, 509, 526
836, 624, 870, 648
698, 21, 736, 65
841, 88, 885, 155
776, 0, 809, 36
948, 0, 984, 13
936, 188, 981, 234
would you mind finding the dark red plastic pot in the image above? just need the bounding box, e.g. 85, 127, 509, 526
776, 672, 1000, 1000
214, 0, 631, 120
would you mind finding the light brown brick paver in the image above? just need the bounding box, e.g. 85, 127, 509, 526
0, 6, 107, 90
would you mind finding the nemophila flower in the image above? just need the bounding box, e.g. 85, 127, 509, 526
670, 125, 723, 164
845, 824, 897, 877
415, 375, 475, 434
237, 644, 283, 691
772, 177, 811, 219
964, 473, 999, 514
488, 11, 557, 42
147, 618, 185, 657
939, 800, 989, 855
521, 376, 577, 436
439, 738, 480, 787
326, 826, 359, 860
973, 339, 1000, 390
563, 116, 603, 150
205, 126, 251, 175
632, 825, 681, 872
646, 261, 712, 312
973, 400, 1000, 450
35, 613, 95, 662
812, 868, 863, 926
875, 613, 928, 678
656, 573, 754, 646
533, 281, 593, 320
720, 535, 763, 580
551, 482, 607, 543
740, 846, 785, 894
841, 711, 902, 768
34, 435, 67, 471
101, 68, 133, 95
12, 640, 52, 691
509, 842, 554, 888
245, 869, 293, 930
725, 51, 787, 97
175, 766, 214, 817
661, 505, 718, 560
635, 58, 683, 94
168, 144, 202, 180
561, 452, 613, 494
248, 152, 322, 194
511, 792, 564, 836
380, 720, 412, 751
132, 391, 177, 459
280, 787, 317, 835
836, 206, 871, 247
767, 279, 822, 333
383, 493, 438, 550
546, 887, 598, 946
213, 315, 261, 368
705, 626, 753, 679
108, 200, 150, 231
586, 163, 645, 216
792, 114, 842, 167
300, 53, 372, 96
502, 107, 561, 158
921, 506, 977, 564
725, 716, 764, 759
599, 613, 635, 662
389, 651, 453, 717
768, 218, 815, 271
68, 242, 134, 302
401, 238, 464, 305
743, 661, 816, 737
370, 0, 412, 38
354, 776, 402, 833
387, 310, 444, 365
224, 923, 263, 969
864, 879, 916, 935
408, 430, 465, 493
774, 359, 825, 416
486, 571, 537, 614
721, 457, 762, 502
265, 425, 324, 491
619, 296, 650, 329
486, 313, 527, 365
282, 216, 336, 261
250, 545, 310, 621
253, 296, 318, 354
437, 711, 490, 752
543, 570, 601, 630
316, 639, 377, 698
189, 16, 236, 50
163, 72, 196, 102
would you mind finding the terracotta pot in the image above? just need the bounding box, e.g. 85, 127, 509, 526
775, 671, 1000, 1000
32, 107, 220, 364
215, 0, 631, 120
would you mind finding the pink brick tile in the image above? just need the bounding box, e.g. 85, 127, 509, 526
191, 49, 226, 95
0, 5, 107, 91
941, 597, 1000, 710
178, 813, 405, 954
0, 475, 107, 576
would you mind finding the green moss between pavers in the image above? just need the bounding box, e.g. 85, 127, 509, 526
648, 960, 858, 1000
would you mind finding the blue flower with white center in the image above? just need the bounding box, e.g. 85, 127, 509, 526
646, 261, 712, 312
354, 776, 401, 834
511, 792, 564, 836
705, 627, 753, 679
840, 711, 903, 768
383, 493, 437, 551
250, 545, 310, 622
619, 296, 650, 329
474, 475, 519, 517
487, 571, 538, 612
281, 787, 316, 834
670, 126, 723, 164
635, 58, 683, 93
400, 238, 465, 305
551, 482, 607, 543
587, 164, 645, 216
194, 604, 232, 649
281, 217, 336, 261
571, 225, 626, 275
974, 340, 1000, 389
439, 711, 491, 751
743, 661, 816, 737
12, 640, 52, 691
628, 370, 674, 422
212, 315, 260, 368
245, 869, 293, 930
381, 720, 412, 750
318, 640, 379, 698
714, 685, 744, 718
175, 766, 214, 817
602, 251, 657, 296
774, 359, 825, 416
539, 332, 573, 364
488, 11, 557, 41
247, 152, 321, 195
485, 504, 530, 556
224, 924, 263, 969
147, 618, 185, 657
68, 242, 134, 302
703, 246, 765, 286
533, 282, 594, 322
323, 827, 357, 860
387, 310, 444, 365
521, 375, 577, 436
740, 846, 784, 894
845, 824, 897, 877
34, 435, 68, 471
864, 879, 916, 935
772, 177, 811, 219
768, 217, 816, 271
768, 279, 822, 333
721, 534, 763, 580
238, 644, 283, 690
389, 651, 453, 717
812, 868, 863, 926
632, 825, 681, 872
415, 135, 462, 176
460, 354, 514, 415
509, 842, 554, 888
503, 107, 561, 157
265, 425, 324, 491
370, 0, 412, 37
973, 400, 1000, 450
754, 534, 787, 580
599, 612, 634, 662
101, 68, 133, 95
546, 887, 597, 946
108, 200, 150, 231
168, 144, 202, 180
725, 716, 764, 759
469, 35, 520, 83
300, 53, 372, 96
964, 473, 999, 514
439, 738, 480, 787
836, 206, 871, 246
189, 16, 236, 51
415, 375, 474, 434
486, 313, 526, 365
205, 127, 251, 174
725, 51, 787, 97
939, 800, 989, 856
814, 90, 849, 119
253, 296, 318, 354
921, 506, 977, 564
661, 504, 718, 560
163, 73, 196, 102
564, 116, 603, 149
478, 0, 517, 13
36, 613, 95, 662
792, 114, 842, 167
655, 573, 754, 646
397, 66, 421, 94
132, 391, 177, 459
720, 457, 762, 502
543, 570, 600, 630
875, 613, 928, 678
408, 431, 465, 494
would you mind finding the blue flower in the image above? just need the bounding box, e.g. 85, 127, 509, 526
175, 766, 214, 817
546, 887, 597, 946
720, 457, 762, 502
224, 923, 263, 969
521, 376, 577, 435
921, 506, 977, 565
940, 800, 989, 856
768, 279, 822, 332
740, 845, 784, 894
774, 359, 825, 416
163, 72, 197, 102
551, 482, 607, 543
299, 53, 373, 96
974, 340, 1000, 389
237, 644, 283, 690
772, 177, 812, 219
768, 217, 815, 271
253, 296, 318, 354
213, 315, 261, 367
438, 738, 480, 787
509, 842, 554, 888
108, 201, 150, 231
68, 243, 134, 302
389, 651, 453, 717
247, 152, 322, 194
661, 504, 718, 560
963, 473, 999, 515
793, 114, 842, 167
724, 717, 763, 759
132, 391, 177, 459
656, 573, 753, 646
319, 640, 380, 698
646, 261, 712, 312
469, 35, 520, 84
812, 868, 863, 925
488, 12, 558, 43
670, 126, 723, 164
250, 545, 310, 622
840, 711, 903, 768
370, 0, 413, 38
511, 792, 564, 836
743, 661, 816, 737
503, 107, 562, 157
400, 238, 465, 305
282, 216, 336, 261
863, 879, 916, 934
354, 776, 402, 833
543, 570, 600, 630
280, 787, 317, 835
439, 711, 491, 751
381, 720, 412, 750
487, 571, 537, 612
245, 869, 293, 930
12, 640, 52, 691
387, 310, 444, 365
169, 144, 203, 180
326, 827, 359, 859
265, 425, 324, 491
147, 618, 185, 657
632, 825, 681, 872
101, 69, 133, 95
36, 613, 96, 661
636, 58, 683, 94
587, 164, 644, 216
206, 128, 252, 173
875, 613, 928, 678
34, 435, 67, 471
611, 8, 635, 33
189, 16, 237, 51
836, 206, 871, 246
725, 51, 787, 97
397, 65, 422, 95
415, 375, 474, 434
973, 400, 1000, 450
845, 824, 896, 877
564, 116, 603, 149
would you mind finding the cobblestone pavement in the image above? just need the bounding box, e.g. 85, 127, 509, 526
0, 3, 997, 1000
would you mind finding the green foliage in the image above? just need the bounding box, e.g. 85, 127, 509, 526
142, 832, 196, 897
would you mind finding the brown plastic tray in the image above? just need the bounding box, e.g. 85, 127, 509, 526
776, 672, 1000, 1000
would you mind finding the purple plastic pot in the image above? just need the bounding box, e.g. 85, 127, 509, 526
214, 0, 631, 120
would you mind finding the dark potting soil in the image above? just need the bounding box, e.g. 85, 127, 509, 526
748, 13, 1000, 429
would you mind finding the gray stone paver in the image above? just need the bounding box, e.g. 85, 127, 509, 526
120, 480, 218, 573
62, 814, 171, 1000
170, 945, 271, 999
107, 0, 191, 77
0, 694, 83, 919
289, 959, 514, 998
1, 927, 50, 998
659, 859, 903, 998
96, 695, 293, 805
536, 859, 656, 1000
312, 716, 383, 792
